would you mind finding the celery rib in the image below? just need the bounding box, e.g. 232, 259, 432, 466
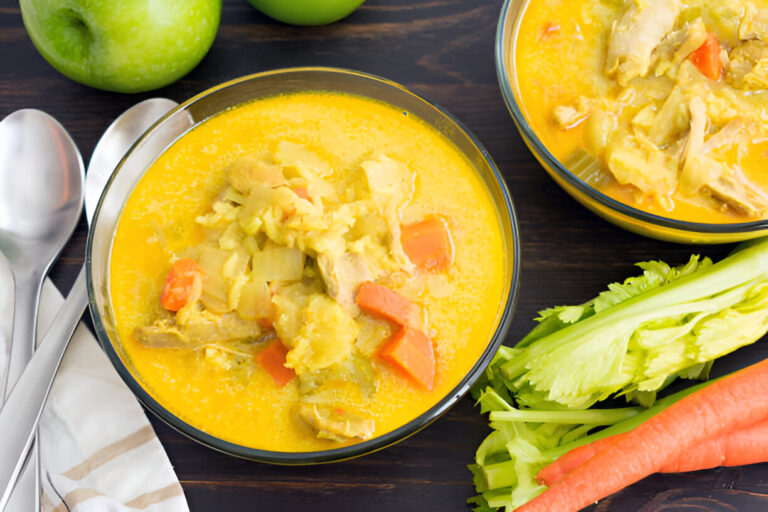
489, 407, 641, 425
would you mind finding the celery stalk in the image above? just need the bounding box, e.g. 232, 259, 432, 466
489, 406, 641, 425
501, 239, 768, 409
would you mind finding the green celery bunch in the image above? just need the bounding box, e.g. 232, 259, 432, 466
500, 239, 768, 409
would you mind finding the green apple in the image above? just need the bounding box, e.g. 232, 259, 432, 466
247, 0, 365, 26
20, 0, 222, 93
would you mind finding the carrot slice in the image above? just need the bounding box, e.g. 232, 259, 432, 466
517, 357, 768, 512
256, 339, 295, 386
356, 281, 421, 327
160, 258, 203, 312
379, 326, 435, 390
689, 32, 722, 81
401, 216, 453, 270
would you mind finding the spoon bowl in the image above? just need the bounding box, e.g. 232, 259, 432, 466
0, 109, 84, 397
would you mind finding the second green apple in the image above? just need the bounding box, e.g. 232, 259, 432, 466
247, 0, 365, 26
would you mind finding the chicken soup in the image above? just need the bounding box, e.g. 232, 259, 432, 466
109, 92, 507, 452
515, 0, 768, 223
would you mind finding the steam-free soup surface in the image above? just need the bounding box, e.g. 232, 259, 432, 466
110, 92, 507, 452
515, 0, 768, 223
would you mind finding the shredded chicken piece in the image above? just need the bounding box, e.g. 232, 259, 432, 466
679, 100, 768, 216
652, 18, 708, 75
135, 322, 191, 348
739, 3, 768, 41
701, 118, 754, 153
606, 0, 681, 86
297, 402, 375, 442
225, 156, 287, 195
727, 41, 768, 90
134, 311, 263, 348
317, 250, 372, 315
707, 165, 768, 217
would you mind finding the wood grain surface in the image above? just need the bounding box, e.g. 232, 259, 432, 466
2, 0, 767, 510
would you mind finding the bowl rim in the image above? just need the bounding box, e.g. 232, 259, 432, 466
86, 66, 522, 464
495, 0, 768, 235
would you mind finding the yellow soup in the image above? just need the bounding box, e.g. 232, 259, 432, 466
515, 0, 768, 223
109, 92, 507, 452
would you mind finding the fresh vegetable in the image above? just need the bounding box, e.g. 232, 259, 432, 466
537, 434, 619, 487
160, 258, 204, 311
468, 368, 709, 511
500, 240, 768, 410
469, 239, 768, 511
518, 357, 768, 512
356, 281, 421, 327
540, 390, 768, 483
401, 216, 453, 270
256, 339, 295, 386
379, 326, 436, 390
661, 417, 768, 473
689, 32, 723, 80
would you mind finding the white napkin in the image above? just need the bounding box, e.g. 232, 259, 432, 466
0, 258, 190, 512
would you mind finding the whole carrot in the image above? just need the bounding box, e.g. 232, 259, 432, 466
516, 357, 768, 512
661, 417, 768, 473
537, 435, 622, 486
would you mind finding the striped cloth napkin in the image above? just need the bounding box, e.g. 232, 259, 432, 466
0, 260, 189, 512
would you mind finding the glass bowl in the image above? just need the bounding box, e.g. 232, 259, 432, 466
86, 67, 520, 464
496, 0, 768, 244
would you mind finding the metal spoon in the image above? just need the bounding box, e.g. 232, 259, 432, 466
0, 109, 84, 512
0, 98, 180, 510
0, 109, 84, 400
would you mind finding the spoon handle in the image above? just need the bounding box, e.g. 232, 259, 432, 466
0, 266, 87, 510
0, 269, 43, 401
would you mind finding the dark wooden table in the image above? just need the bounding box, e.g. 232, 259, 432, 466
3, 0, 768, 510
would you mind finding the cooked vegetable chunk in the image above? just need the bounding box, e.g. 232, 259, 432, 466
161, 259, 203, 312
257, 339, 295, 386
356, 281, 421, 328
689, 32, 723, 80
283, 294, 358, 374
401, 217, 453, 271
379, 327, 436, 390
